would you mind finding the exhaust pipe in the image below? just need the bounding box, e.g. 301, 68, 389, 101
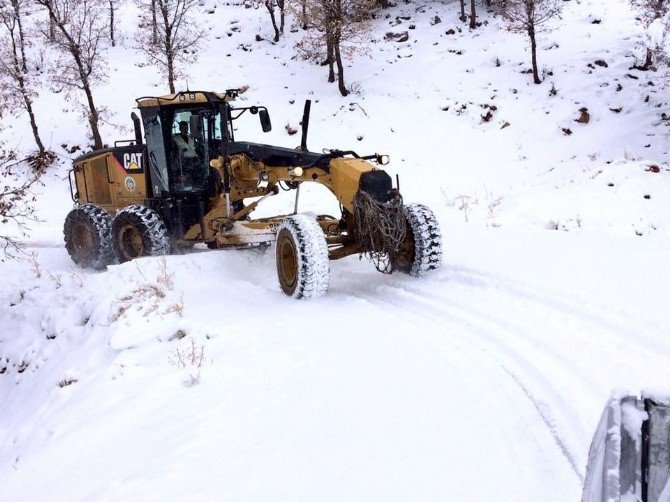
300, 100, 311, 152
131, 112, 143, 146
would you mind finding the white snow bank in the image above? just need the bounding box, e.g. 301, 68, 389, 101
495, 160, 670, 236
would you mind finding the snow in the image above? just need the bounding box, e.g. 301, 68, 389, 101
621, 401, 647, 449
2, 0, 670, 500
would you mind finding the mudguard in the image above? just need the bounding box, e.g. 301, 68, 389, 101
582, 392, 670, 502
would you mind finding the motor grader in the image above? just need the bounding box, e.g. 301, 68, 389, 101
64, 89, 442, 298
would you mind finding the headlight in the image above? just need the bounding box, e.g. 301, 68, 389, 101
377, 154, 390, 165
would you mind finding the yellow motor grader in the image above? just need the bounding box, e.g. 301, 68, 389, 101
64, 90, 441, 298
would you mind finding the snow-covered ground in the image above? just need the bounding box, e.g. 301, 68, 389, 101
2, 0, 669, 500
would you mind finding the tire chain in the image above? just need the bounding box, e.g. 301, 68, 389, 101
63, 203, 113, 270
404, 203, 442, 276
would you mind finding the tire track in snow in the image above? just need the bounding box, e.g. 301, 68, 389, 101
343, 281, 588, 484
375, 282, 589, 478
445, 265, 669, 354
499, 365, 586, 483
338, 270, 620, 480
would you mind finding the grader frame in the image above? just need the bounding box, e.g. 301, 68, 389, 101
65, 89, 442, 298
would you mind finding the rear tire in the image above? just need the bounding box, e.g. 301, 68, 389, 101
63, 204, 113, 270
111, 205, 170, 263
275, 214, 329, 299
393, 204, 442, 276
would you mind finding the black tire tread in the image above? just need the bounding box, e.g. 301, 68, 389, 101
63, 204, 113, 270
111, 204, 170, 263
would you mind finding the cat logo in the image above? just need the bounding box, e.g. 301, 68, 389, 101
123, 152, 143, 172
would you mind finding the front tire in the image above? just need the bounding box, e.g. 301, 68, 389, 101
111, 205, 170, 263
275, 215, 329, 299
393, 204, 442, 276
63, 204, 113, 270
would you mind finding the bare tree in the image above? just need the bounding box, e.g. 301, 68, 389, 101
135, 0, 205, 94
109, 0, 115, 46
498, 0, 562, 84
3, 0, 28, 72
297, 0, 374, 96
630, 0, 670, 69
459, 0, 466, 22
36, 0, 109, 150
0, 7, 47, 158
263, 0, 282, 42
151, 0, 158, 43
300, 0, 307, 29
0, 128, 40, 257
470, 0, 476, 29
258, 0, 286, 42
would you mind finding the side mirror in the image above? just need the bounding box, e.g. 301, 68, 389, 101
259, 109, 272, 133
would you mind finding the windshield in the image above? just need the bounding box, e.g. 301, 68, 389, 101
169, 109, 210, 194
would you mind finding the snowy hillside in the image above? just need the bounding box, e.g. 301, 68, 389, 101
2, 0, 670, 500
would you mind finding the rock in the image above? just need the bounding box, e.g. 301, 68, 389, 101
169, 329, 187, 341
445, 28, 456, 35
431, 15, 441, 25
594, 59, 608, 68
384, 31, 409, 42
575, 107, 590, 124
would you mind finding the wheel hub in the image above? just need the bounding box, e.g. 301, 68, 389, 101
118, 224, 144, 260
278, 232, 297, 290
71, 222, 94, 260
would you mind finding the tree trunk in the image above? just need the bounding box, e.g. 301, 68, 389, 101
167, 49, 175, 93
109, 0, 115, 47
643, 47, 653, 70
326, 29, 335, 83
301, 0, 307, 29
82, 80, 103, 149
277, 0, 285, 33
43, 2, 103, 148
334, 34, 348, 96
459, 0, 466, 22
48, 13, 55, 41
163, 8, 175, 94
151, 0, 158, 44
469, 0, 476, 29
14, 49, 44, 153
11, 0, 27, 72
265, 1, 280, 42
7, 15, 44, 154
529, 26, 541, 84
23, 94, 45, 156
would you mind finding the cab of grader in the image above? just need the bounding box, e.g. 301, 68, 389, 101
64, 89, 442, 298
